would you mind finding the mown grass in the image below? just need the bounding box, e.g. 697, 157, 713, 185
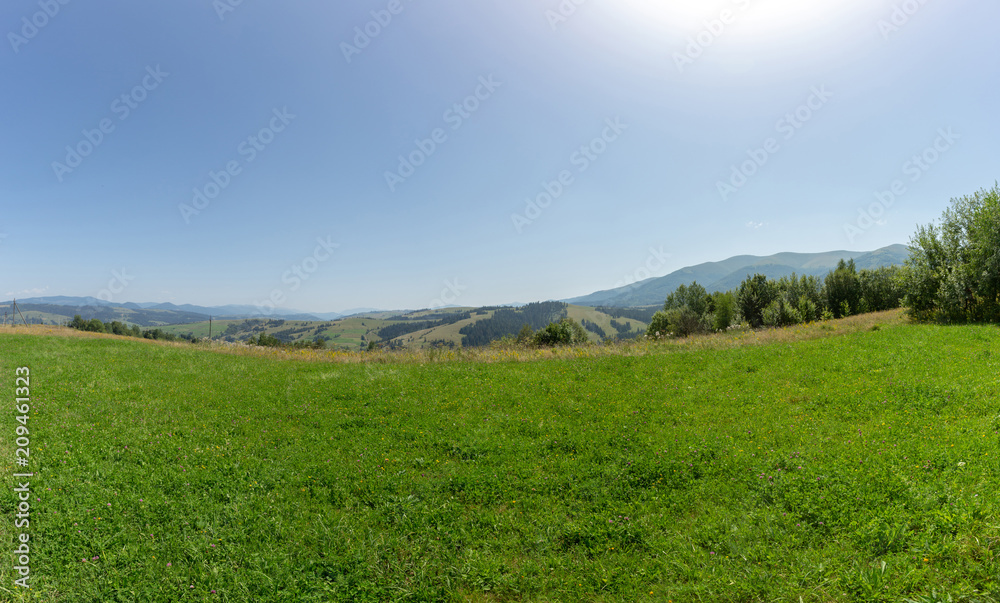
1, 314, 998, 602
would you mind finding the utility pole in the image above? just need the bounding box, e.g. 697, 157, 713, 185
13, 299, 28, 326
209, 316, 212, 340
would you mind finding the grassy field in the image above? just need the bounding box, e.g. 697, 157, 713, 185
1, 312, 999, 601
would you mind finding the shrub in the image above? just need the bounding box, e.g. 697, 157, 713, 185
533, 319, 588, 346
825, 259, 860, 318
738, 274, 778, 328
646, 311, 671, 338
900, 183, 1000, 322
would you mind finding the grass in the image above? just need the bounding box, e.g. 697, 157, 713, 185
1, 312, 998, 601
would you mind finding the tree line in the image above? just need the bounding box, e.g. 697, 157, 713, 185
647, 183, 1000, 337
68, 315, 199, 343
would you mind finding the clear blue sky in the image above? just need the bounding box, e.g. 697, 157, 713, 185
2, 0, 996, 313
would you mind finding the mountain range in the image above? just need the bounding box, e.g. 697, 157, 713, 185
564, 244, 908, 307
3, 244, 909, 326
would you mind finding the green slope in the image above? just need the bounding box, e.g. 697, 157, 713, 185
1, 318, 997, 601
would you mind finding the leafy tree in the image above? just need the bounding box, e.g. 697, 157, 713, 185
516, 324, 535, 344
900, 184, 1000, 322
777, 273, 824, 314
657, 281, 712, 337
533, 318, 587, 346
710, 291, 737, 331
665, 307, 704, 337
664, 282, 710, 316
248, 333, 283, 347
566, 318, 589, 344
646, 311, 671, 338
797, 295, 818, 323
858, 266, 904, 312
108, 321, 129, 336
824, 259, 860, 318
762, 299, 802, 328
737, 274, 778, 328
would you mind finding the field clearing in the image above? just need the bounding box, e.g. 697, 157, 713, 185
1, 312, 999, 601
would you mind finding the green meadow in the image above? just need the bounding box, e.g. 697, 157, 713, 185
1, 314, 999, 602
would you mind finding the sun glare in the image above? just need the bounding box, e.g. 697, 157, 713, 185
618, 0, 874, 38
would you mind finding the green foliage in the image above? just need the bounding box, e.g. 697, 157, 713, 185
901, 183, 1000, 322
858, 265, 905, 312
710, 291, 737, 331
761, 298, 802, 328
646, 310, 671, 338
247, 332, 283, 347
666, 307, 705, 337
655, 282, 712, 337
460, 302, 568, 347
777, 273, 824, 313
533, 318, 588, 346
797, 295, 818, 323
825, 259, 861, 318
664, 281, 710, 316
737, 274, 779, 328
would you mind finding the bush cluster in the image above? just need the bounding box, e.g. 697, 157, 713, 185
900, 183, 1000, 323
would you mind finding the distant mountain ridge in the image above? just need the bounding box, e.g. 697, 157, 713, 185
565, 244, 909, 307
0, 297, 348, 327
3, 245, 910, 325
